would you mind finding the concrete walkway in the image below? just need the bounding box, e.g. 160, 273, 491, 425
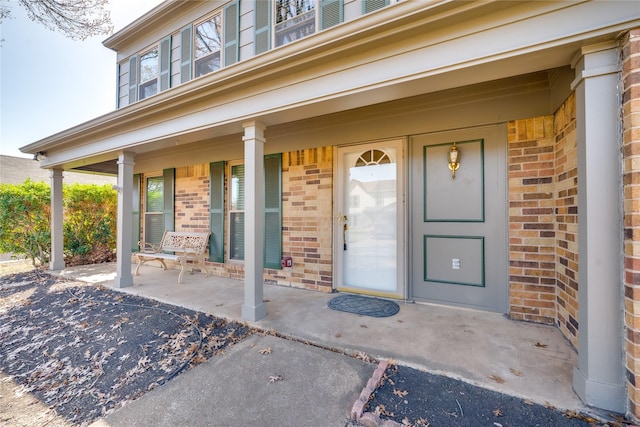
57, 263, 586, 425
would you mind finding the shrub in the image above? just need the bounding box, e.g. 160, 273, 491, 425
0, 180, 117, 267
63, 183, 117, 266
0, 180, 51, 267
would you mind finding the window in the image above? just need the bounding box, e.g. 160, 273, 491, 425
180, 2, 239, 84
227, 155, 282, 268
194, 14, 222, 78
229, 162, 245, 260
124, 37, 170, 105
139, 48, 159, 100
275, 0, 315, 47
144, 169, 174, 245
272, 0, 344, 48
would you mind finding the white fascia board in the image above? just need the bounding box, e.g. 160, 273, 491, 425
24, 0, 640, 169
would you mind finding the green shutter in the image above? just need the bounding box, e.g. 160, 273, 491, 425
132, 174, 141, 252
254, 0, 271, 55
224, 0, 239, 66
159, 36, 172, 91
209, 162, 225, 262
128, 55, 138, 103
363, 0, 389, 14
320, 0, 343, 30
180, 25, 193, 83
264, 154, 282, 269
163, 168, 175, 232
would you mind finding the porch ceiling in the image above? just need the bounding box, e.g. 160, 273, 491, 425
20, 0, 640, 173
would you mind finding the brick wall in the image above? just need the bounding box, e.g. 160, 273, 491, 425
507, 116, 557, 325
553, 94, 579, 350
506, 93, 580, 350
151, 148, 335, 290
622, 29, 640, 420
175, 165, 210, 234
266, 147, 334, 292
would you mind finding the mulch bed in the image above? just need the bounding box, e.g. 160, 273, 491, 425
365, 363, 628, 427
0, 270, 254, 425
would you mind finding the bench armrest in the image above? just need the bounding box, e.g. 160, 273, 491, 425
139, 241, 161, 253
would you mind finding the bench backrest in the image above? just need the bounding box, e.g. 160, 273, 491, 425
161, 231, 210, 254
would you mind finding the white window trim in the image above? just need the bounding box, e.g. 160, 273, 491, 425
138, 45, 159, 100
193, 11, 224, 79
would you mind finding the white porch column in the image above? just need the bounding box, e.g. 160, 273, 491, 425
242, 121, 267, 321
115, 152, 135, 288
571, 42, 625, 412
49, 168, 65, 270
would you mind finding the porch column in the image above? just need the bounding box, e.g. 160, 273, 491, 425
49, 168, 65, 270
115, 152, 135, 288
242, 121, 267, 321
571, 42, 625, 412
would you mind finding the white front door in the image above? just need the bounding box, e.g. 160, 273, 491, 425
335, 139, 405, 298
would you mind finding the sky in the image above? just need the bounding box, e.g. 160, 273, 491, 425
0, 0, 164, 158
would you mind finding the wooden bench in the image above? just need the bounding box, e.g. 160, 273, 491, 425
134, 231, 211, 284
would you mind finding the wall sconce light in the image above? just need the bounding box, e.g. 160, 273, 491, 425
448, 143, 460, 179
34, 151, 47, 161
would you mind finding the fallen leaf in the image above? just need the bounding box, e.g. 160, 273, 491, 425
268, 375, 282, 383
488, 375, 505, 384
335, 333, 342, 338
509, 368, 522, 377
493, 409, 503, 417
259, 347, 271, 355
535, 342, 548, 348
393, 389, 409, 397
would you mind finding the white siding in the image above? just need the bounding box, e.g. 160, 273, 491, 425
344, 0, 362, 21
170, 32, 181, 89
238, 0, 254, 62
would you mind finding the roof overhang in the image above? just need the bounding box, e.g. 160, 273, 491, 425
20, 0, 640, 172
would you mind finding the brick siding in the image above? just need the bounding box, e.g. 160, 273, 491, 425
266, 147, 333, 292
507, 94, 579, 349
553, 94, 579, 350
144, 148, 335, 290
622, 29, 640, 420
507, 116, 557, 325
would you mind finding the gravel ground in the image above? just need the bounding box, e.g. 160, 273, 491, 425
0, 269, 254, 425
364, 363, 631, 427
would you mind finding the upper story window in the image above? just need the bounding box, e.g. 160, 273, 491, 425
139, 47, 159, 100
275, 0, 315, 47
194, 14, 222, 78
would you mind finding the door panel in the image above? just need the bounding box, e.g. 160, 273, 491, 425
410, 126, 507, 312
335, 139, 405, 298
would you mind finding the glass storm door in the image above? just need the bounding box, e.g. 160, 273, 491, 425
335, 140, 404, 297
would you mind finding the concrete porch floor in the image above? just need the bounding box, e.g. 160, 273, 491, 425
59, 262, 586, 414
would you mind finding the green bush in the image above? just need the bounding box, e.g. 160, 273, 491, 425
0, 180, 51, 267
0, 180, 117, 267
63, 183, 117, 265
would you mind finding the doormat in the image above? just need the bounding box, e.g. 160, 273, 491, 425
327, 294, 400, 318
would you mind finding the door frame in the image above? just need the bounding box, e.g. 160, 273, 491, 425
333, 138, 407, 299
